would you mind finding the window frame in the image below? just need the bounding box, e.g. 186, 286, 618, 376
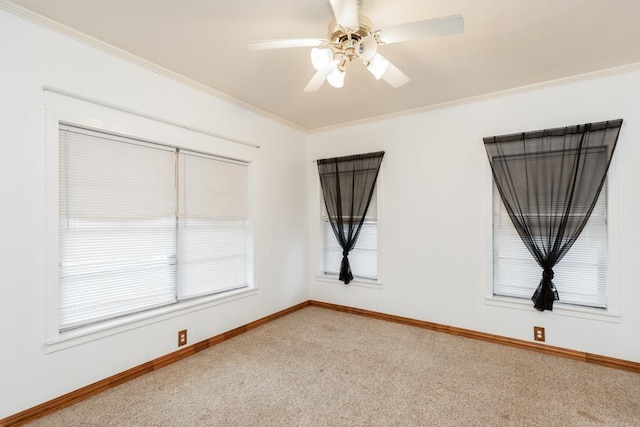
483, 149, 620, 321
45, 105, 257, 352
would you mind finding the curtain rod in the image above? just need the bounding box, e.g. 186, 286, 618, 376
41, 85, 260, 149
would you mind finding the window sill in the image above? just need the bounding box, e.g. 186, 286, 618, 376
45, 286, 258, 353
315, 274, 383, 289
484, 295, 620, 323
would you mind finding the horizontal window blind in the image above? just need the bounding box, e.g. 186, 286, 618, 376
59, 125, 177, 330
58, 124, 251, 332
322, 189, 378, 280
493, 182, 607, 308
177, 151, 249, 299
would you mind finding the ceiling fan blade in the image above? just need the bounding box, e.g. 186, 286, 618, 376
304, 60, 338, 92
379, 56, 410, 88
329, 0, 359, 29
377, 14, 464, 44
246, 38, 326, 50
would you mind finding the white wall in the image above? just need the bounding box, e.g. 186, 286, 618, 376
0, 10, 308, 418
308, 68, 640, 364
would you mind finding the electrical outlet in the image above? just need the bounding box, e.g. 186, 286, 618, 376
178, 329, 187, 347
534, 326, 545, 342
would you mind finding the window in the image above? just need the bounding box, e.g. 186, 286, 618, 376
485, 120, 621, 311
58, 124, 250, 332
321, 187, 378, 281
492, 182, 607, 308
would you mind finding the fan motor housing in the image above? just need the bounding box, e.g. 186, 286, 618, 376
328, 15, 375, 65
327, 16, 373, 43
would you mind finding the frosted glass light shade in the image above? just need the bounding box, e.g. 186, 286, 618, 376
367, 54, 390, 80
327, 68, 346, 88
311, 48, 334, 71
358, 35, 378, 61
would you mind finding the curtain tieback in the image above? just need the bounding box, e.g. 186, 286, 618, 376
342, 250, 349, 257
533, 266, 559, 311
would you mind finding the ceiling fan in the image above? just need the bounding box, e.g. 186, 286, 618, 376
247, 0, 464, 92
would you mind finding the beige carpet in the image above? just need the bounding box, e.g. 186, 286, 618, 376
26, 306, 640, 426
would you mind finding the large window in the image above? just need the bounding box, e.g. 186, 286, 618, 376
321, 188, 378, 281
58, 124, 251, 331
492, 180, 608, 309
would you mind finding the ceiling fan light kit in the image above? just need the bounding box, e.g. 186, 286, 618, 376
327, 68, 346, 88
247, 0, 463, 92
311, 47, 334, 71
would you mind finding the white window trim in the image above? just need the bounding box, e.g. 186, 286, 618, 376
483, 149, 620, 322
315, 167, 384, 288
45, 287, 258, 353
45, 98, 258, 352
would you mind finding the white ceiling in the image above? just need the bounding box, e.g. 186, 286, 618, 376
7, 0, 640, 131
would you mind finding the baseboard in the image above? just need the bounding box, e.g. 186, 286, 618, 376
0, 301, 310, 427
308, 300, 640, 373
3, 298, 638, 426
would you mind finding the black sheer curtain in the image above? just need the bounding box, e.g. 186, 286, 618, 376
484, 119, 622, 311
317, 151, 384, 284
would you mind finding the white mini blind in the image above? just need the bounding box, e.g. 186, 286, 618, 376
58, 125, 252, 332
59, 125, 177, 330
493, 182, 607, 308
177, 151, 250, 298
322, 189, 378, 280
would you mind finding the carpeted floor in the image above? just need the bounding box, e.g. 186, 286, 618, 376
26, 306, 640, 426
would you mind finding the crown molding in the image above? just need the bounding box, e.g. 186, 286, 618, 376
2, 1, 639, 135
309, 62, 640, 133
0, 0, 309, 133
